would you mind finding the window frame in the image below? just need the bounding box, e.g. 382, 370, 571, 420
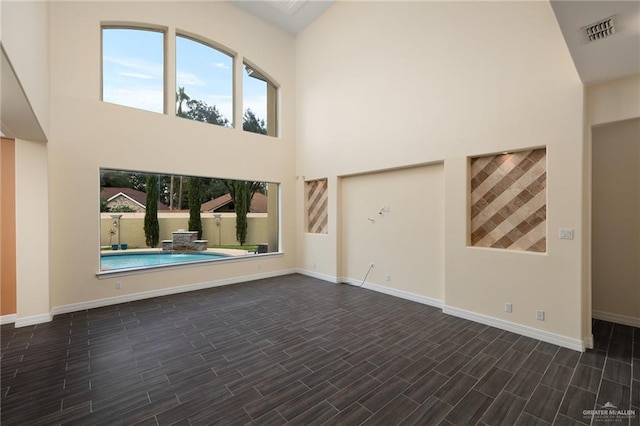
101, 24, 168, 114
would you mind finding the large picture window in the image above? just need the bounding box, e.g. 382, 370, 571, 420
102, 28, 165, 113
99, 169, 279, 273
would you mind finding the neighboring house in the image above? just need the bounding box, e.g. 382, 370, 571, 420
201, 192, 268, 213
101, 187, 169, 213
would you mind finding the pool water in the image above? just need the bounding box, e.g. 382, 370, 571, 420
101, 252, 228, 270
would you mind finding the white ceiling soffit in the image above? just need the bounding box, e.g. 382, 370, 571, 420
550, 0, 640, 84
1, 44, 47, 142
230, 0, 335, 34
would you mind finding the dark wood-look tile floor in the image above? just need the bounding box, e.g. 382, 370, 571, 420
1, 274, 638, 425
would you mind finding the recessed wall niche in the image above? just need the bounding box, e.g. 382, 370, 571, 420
306, 179, 328, 234
470, 148, 547, 253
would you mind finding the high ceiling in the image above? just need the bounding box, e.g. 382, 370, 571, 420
550, 0, 640, 84
230, 0, 334, 34
231, 0, 640, 85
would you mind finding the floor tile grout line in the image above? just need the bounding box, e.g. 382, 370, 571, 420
589, 320, 615, 426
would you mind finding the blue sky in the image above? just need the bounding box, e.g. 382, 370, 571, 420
102, 28, 267, 124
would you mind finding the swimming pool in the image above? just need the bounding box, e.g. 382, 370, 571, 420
100, 252, 229, 271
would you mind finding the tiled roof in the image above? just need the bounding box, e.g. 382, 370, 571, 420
201, 192, 268, 213
101, 187, 169, 210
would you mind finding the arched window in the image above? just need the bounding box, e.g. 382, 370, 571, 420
102, 27, 164, 113
176, 35, 234, 127
101, 25, 278, 137
243, 62, 277, 136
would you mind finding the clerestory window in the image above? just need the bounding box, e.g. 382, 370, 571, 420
176, 35, 234, 127
102, 27, 165, 113
243, 62, 277, 137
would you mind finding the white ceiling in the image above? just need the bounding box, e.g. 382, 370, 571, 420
550, 0, 640, 84
232, 0, 640, 85
1, 45, 47, 141
230, 0, 334, 34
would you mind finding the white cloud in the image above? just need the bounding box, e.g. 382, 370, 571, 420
212, 62, 229, 69
119, 71, 156, 80
177, 71, 205, 87
104, 56, 163, 78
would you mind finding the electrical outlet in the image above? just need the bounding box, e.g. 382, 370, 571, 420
370, 262, 375, 268
536, 310, 545, 321
505, 303, 512, 313
116, 281, 122, 289
385, 274, 391, 281
313, 262, 317, 269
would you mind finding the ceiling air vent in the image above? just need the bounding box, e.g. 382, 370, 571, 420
583, 16, 616, 43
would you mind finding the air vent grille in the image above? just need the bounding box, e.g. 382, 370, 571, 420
583, 16, 616, 42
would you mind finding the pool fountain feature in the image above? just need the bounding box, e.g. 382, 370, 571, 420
162, 230, 207, 251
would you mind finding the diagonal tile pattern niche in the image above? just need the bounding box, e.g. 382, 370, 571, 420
306, 179, 328, 234
470, 148, 547, 252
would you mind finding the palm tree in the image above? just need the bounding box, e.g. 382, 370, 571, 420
176, 87, 190, 116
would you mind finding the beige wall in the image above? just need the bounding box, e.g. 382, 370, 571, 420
296, 1, 585, 345
46, 1, 296, 310
587, 74, 640, 127
591, 118, 640, 325
15, 139, 50, 324
341, 164, 444, 302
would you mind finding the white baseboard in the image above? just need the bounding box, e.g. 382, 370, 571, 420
52, 269, 295, 316
592, 310, 640, 328
584, 334, 594, 350
294, 268, 340, 283
14, 312, 53, 328
444, 305, 585, 352
337, 278, 585, 351
0, 314, 16, 325
341, 277, 444, 309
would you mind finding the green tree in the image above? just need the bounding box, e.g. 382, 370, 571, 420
100, 196, 109, 212
224, 180, 262, 245
182, 99, 229, 126
176, 86, 190, 117
143, 175, 160, 248
176, 88, 229, 126
101, 170, 144, 191
243, 109, 267, 135
188, 177, 203, 239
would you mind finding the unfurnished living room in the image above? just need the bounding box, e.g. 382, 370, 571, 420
1, 0, 639, 425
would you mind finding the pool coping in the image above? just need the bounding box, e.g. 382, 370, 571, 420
97, 249, 282, 278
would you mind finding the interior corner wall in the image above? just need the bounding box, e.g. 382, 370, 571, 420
587, 74, 640, 127
296, 1, 585, 346
47, 1, 297, 311
591, 118, 640, 326
585, 74, 640, 333
15, 139, 50, 324
341, 164, 444, 303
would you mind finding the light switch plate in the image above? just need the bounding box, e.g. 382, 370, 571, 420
559, 228, 574, 240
